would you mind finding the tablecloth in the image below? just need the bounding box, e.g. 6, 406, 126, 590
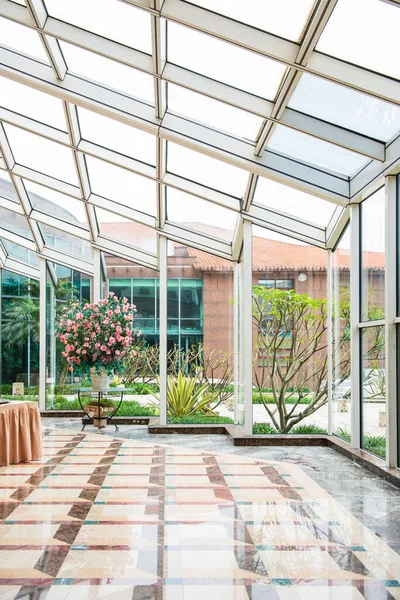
0, 401, 42, 466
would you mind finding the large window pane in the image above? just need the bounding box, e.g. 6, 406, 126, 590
361, 187, 385, 321
361, 326, 386, 460
4, 125, 79, 185
288, 73, 400, 142
40, 223, 93, 262
168, 21, 286, 100
252, 226, 328, 434
253, 176, 336, 227
0, 17, 49, 62
26, 180, 88, 229
188, 0, 317, 42
95, 207, 157, 254
45, 0, 152, 54
317, 0, 400, 81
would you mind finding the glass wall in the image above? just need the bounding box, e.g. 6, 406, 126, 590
0, 269, 40, 393
332, 226, 351, 441
167, 242, 233, 424
360, 187, 386, 459
252, 226, 328, 434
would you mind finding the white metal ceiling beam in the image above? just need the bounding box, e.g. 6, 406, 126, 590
326, 206, 350, 249
161, 221, 232, 260
93, 236, 158, 270
25, 0, 67, 81
0, 49, 351, 204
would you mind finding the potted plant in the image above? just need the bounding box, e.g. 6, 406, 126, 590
57, 293, 141, 390
83, 397, 116, 429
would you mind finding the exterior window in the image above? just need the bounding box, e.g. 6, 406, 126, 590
258, 279, 294, 290
108, 277, 203, 348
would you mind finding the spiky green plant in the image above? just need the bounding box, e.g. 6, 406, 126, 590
149, 372, 219, 417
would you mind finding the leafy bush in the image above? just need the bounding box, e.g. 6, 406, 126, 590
363, 435, 386, 459
252, 394, 312, 405
168, 415, 234, 424
1, 384, 12, 395
149, 373, 219, 417
49, 395, 155, 416
2, 395, 39, 402
253, 422, 328, 435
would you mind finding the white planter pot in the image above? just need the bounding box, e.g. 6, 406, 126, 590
90, 367, 110, 391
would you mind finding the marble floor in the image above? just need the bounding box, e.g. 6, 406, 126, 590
0, 426, 400, 599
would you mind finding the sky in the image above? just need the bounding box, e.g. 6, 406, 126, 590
0, 0, 398, 253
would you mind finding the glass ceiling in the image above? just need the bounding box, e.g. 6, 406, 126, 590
0, 0, 398, 275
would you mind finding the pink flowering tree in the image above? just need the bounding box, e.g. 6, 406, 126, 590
57, 293, 141, 375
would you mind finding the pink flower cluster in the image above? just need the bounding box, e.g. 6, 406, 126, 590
57, 292, 138, 373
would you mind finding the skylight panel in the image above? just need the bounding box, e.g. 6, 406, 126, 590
166, 187, 238, 242
85, 155, 156, 216
253, 176, 336, 227
167, 142, 248, 198
59, 42, 154, 104
268, 125, 369, 177
0, 172, 19, 203
77, 107, 155, 165
45, 0, 152, 54
288, 73, 400, 142
0, 17, 49, 63
2, 239, 39, 266
4, 125, 79, 185
317, 0, 400, 80
0, 77, 67, 131
0, 206, 32, 239
95, 207, 157, 253
25, 180, 88, 229
187, 0, 317, 42
168, 22, 286, 100
167, 83, 264, 141
39, 222, 93, 260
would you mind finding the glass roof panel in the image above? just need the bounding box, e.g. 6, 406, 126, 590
2, 239, 39, 267
96, 207, 157, 253
4, 125, 79, 185
167, 142, 248, 198
44, 0, 152, 54
77, 107, 155, 165
254, 176, 336, 227
168, 21, 286, 100
288, 73, 400, 142
59, 42, 154, 104
0, 172, 19, 203
317, 0, 400, 80
24, 180, 88, 229
0, 206, 33, 240
187, 0, 317, 42
268, 125, 369, 176
0, 17, 49, 63
166, 187, 238, 242
167, 83, 263, 141
86, 155, 156, 216
39, 222, 93, 261
0, 77, 67, 131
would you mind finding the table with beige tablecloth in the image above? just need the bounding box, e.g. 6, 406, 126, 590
0, 401, 42, 466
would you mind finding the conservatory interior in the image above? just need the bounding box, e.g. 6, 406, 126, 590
0, 0, 400, 598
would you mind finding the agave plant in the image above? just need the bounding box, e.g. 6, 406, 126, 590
149, 372, 219, 417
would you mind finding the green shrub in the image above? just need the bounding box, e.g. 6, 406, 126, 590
1, 384, 12, 395
363, 435, 386, 459
168, 415, 234, 424
49, 395, 155, 416
253, 422, 328, 435
2, 394, 39, 402
253, 394, 312, 405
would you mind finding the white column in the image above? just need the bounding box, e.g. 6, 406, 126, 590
93, 248, 102, 302
350, 204, 361, 448
243, 220, 253, 435
39, 258, 47, 411
233, 261, 240, 425
158, 235, 167, 426
385, 175, 397, 468
327, 249, 333, 436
